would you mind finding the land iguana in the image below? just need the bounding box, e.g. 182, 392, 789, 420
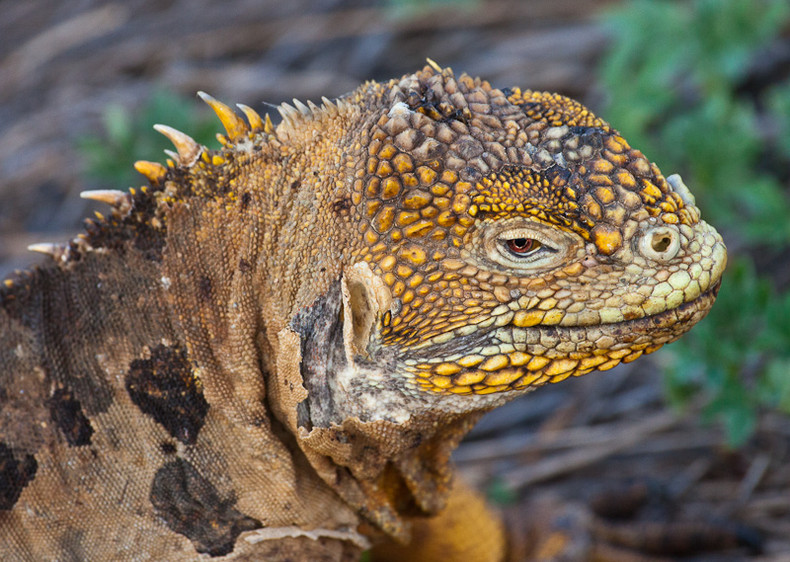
0, 62, 726, 561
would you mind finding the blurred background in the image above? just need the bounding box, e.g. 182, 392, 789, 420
1, 0, 789, 559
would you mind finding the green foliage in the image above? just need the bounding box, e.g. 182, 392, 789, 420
599, 0, 790, 446
383, 0, 478, 19
78, 90, 219, 189
485, 477, 518, 506
770, 80, 790, 157
662, 259, 790, 445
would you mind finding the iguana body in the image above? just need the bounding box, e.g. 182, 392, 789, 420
0, 64, 726, 561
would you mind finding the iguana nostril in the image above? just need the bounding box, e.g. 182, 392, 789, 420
652, 234, 672, 252
639, 225, 680, 261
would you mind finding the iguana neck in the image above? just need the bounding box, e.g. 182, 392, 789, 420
250, 102, 373, 333
271, 273, 502, 542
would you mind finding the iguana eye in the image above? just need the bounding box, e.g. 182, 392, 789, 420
473, 219, 580, 273
505, 238, 541, 256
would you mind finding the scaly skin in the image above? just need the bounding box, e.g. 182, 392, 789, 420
0, 64, 725, 561
351, 73, 725, 398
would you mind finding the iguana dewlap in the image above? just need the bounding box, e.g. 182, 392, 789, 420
0, 63, 726, 561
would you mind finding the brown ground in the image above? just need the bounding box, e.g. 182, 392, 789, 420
1, 1, 789, 560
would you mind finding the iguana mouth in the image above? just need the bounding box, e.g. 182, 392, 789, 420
401, 282, 721, 395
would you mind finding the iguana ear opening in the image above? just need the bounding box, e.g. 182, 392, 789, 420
340, 262, 392, 361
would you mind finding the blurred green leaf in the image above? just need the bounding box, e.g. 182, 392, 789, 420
383, 0, 478, 19
600, 0, 790, 446
663, 258, 790, 445
769, 81, 790, 158
78, 89, 219, 189
485, 477, 518, 506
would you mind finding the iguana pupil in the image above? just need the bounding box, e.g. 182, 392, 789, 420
506, 238, 537, 255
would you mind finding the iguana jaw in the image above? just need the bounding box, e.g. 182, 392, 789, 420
327, 284, 720, 422
397, 282, 720, 395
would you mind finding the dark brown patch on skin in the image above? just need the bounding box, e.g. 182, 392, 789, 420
406, 84, 470, 124
1, 258, 114, 415
84, 188, 166, 262
126, 344, 209, 445
198, 276, 213, 302
48, 387, 94, 447
238, 258, 251, 273
332, 196, 353, 215
240, 192, 251, 210
57, 528, 88, 562
569, 125, 606, 140
0, 269, 39, 321
150, 458, 261, 557
0, 442, 37, 510
160, 442, 177, 455
542, 163, 573, 183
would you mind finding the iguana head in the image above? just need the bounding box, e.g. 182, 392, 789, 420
337, 64, 726, 400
